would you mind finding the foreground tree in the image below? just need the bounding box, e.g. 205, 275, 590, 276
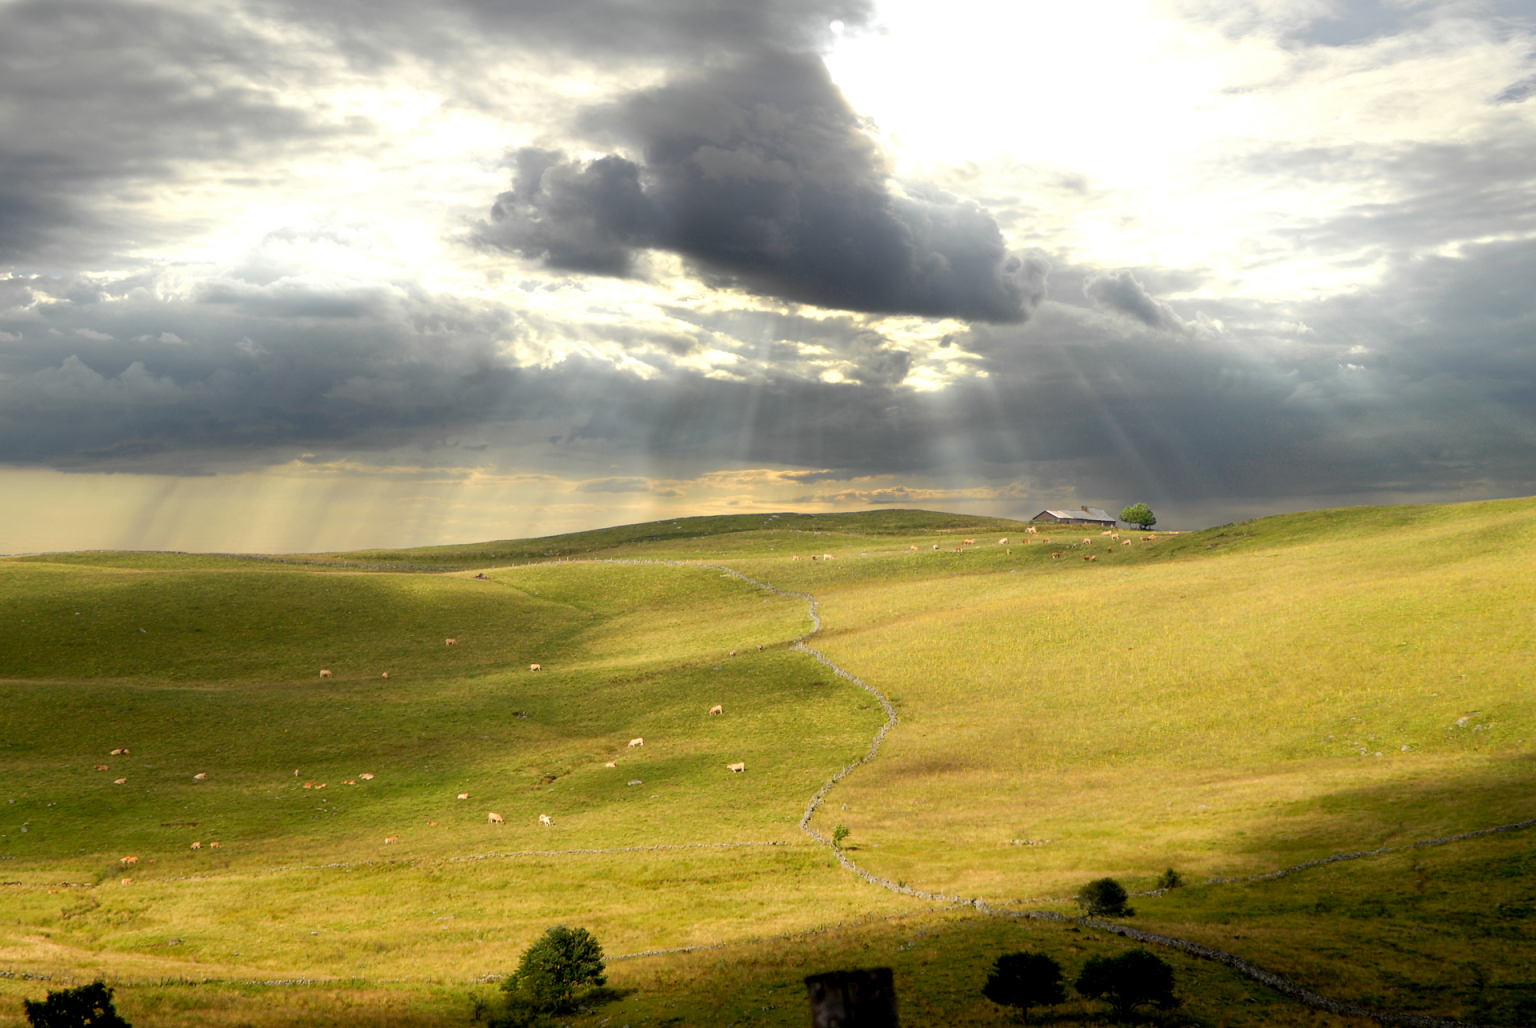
491, 925, 606, 1025
1075, 949, 1178, 1022
1120, 504, 1156, 530
1076, 877, 1134, 917
982, 952, 1066, 1023
23, 981, 131, 1028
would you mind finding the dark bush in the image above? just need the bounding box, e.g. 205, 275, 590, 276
23, 981, 131, 1028
981, 951, 1065, 1023
1076, 877, 1134, 917
500, 925, 606, 1016
1075, 949, 1178, 1022
1156, 868, 1184, 890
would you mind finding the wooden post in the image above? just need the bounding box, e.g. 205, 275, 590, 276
805, 967, 898, 1027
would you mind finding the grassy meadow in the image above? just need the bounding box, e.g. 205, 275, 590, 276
1, 499, 1533, 1025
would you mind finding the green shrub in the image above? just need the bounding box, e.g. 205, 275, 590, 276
493, 925, 606, 1023
1156, 868, 1184, 890
981, 951, 1065, 1023
23, 981, 130, 1028
832, 824, 850, 848
1075, 949, 1177, 1022
1076, 877, 1134, 917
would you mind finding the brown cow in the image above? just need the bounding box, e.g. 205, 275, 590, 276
343, 780, 356, 785
303, 781, 314, 788
709, 704, 724, 715
998, 537, 1008, 545
488, 812, 505, 824
1027, 526, 1038, 534
1122, 540, 1131, 546
529, 663, 542, 671
538, 814, 553, 826
191, 841, 201, 850
385, 836, 399, 844
909, 545, 919, 551
120, 856, 138, 865
1088, 555, 1098, 562
381, 672, 390, 679
1051, 552, 1063, 559
727, 762, 745, 773
728, 649, 736, 657
628, 737, 644, 748
94, 764, 109, 771
110, 748, 129, 756
1007, 548, 1012, 554
604, 761, 616, 768
963, 538, 976, 545
114, 777, 127, 785
360, 773, 375, 780
315, 783, 327, 790
209, 841, 222, 850
121, 878, 133, 885
445, 638, 458, 646
1040, 538, 1050, 544
319, 669, 332, 678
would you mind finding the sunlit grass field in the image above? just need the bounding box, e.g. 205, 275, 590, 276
1, 500, 1533, 1025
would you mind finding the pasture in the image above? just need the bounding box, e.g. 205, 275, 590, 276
1, 499, 1533, 1025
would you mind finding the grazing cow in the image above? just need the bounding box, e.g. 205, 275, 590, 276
823, 554, 833, 560
1040, 538, 1050, 544
1027, 526, 1038, 535
963, 538, 976, 545
319, 669, 333, 679
1052, 552, 1063, 559
210, 841, 221, 849
932, 544, 939, 550
360, 773, 375, 780
120, 856, 138, 865
1122, 540, 1131, 547
909, 545, 919, 551
94, 764, 109, 771
445, 638, 458, 646
191, 841, 201, 850
474, 572, 487, 580
1101, 530, 1112, 536
529, 663, 541, 671
709, 704, 724, 715
488, 812, 505, 824
729, 649, 737, 657
1110, 533, 1120, 540
385, 836, 399, 844
604, 761, 616, 768
121, 878, 133, 885
110, 748, 129, 756
193, 772, 207, 781
457, 792, 469, 799
303, 781, 314, 788
114, 777, 127, 785
428, 821, 437, 826
381, 672, 389, 679
343, 780, 356, 785
1083, 537, 1092, 544
727, 762, 745, 773
315, 783, 327, 790
1088, 555, 1098, 562
792, 555, 801, 561
538, 814, 553, 826
628, 737, 644, 748
998, 538, 1008, 545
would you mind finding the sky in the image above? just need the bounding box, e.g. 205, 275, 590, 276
2, 0, 1534, 553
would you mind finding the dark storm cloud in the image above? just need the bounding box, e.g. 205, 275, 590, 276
480, 52, 1048, 323
0, 0, 339, 266
272, 0, 872, 68
1082, 270, 1186, 332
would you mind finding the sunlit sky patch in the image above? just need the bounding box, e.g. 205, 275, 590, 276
1, 0, 1533, 552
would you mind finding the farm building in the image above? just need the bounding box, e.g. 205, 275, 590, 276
1030, 506, 1118, 526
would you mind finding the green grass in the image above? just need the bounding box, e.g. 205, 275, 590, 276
1, 500, 1533, 1026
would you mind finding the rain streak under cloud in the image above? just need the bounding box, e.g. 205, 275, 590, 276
1, 0, 1534, 552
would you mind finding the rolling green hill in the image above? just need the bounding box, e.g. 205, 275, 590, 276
1, 501, 1532, 1027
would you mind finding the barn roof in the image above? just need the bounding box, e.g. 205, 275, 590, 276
1033, 507, 1118, 524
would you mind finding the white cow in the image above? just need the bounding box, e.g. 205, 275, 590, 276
487, 812, 505, 824
628, 737, 644, 748
538, 814, 553, 826
727, 762, 745, 773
